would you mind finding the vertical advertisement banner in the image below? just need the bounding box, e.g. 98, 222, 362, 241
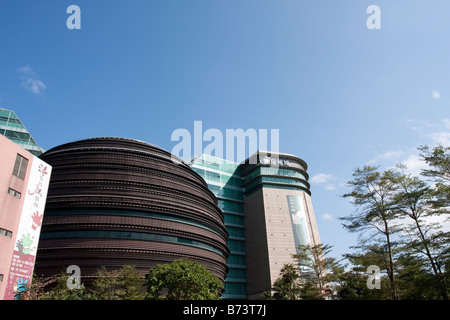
287, 195, 310, 248
4, 158, 51, 300
287, 195, 313, 273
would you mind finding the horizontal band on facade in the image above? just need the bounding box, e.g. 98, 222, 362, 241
40, 230, 229, 258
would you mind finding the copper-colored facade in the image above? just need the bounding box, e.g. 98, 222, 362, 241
34, 137, 229, 283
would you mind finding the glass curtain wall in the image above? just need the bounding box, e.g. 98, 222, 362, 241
0, 108, 44, 156
190, 154, 247, 299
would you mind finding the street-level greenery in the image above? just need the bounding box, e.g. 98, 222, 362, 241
28, 259, 222, 300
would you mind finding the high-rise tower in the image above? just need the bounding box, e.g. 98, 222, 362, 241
242, 151, 321, 299
190, 151, 322, 300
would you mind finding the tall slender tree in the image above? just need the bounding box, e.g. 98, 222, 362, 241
341, 166, 401, 300
394, 169, 448, 299
293, 243, 339, 297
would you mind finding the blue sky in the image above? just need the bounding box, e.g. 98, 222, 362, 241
1, 0, 449, 261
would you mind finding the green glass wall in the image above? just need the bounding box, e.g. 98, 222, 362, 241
0, 108, 44, 156
190, 154, 247, 299
243, 165, 311, 196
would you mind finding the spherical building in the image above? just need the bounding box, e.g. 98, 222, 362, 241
35, 137, 229, 283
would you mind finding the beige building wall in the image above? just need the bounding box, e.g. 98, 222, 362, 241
245, 187, 321, 299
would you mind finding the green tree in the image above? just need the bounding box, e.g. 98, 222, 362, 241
342, 244, 395, 300
395, 254, 442, 299
341, 166, 402, 300
90, 265, 146, 300
145, 259, 223, 300
393, 169, 449, 299
293, 243, 339, 295
266, 264, 302, 300
37, 273, 87, 300
419, 145, 450, 208
28, 273, 59, 300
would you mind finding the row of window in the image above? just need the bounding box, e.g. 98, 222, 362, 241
0, 227, 13, 238
40, 230, 227, 258
208, 184, 244, 201
244, 184, 309, 198
227, 239, 245, 254
243, 176, 308, 194
192, 156, 242, 176
226, 268, 246, 280
223, 283, 247, 296
192, 167, 243, 188
227, 226, 245, 239
8, 188, 21, 199
2, 129, 32, 143
45, 208, 226, 239
224, 214, 244, 226
0, 115, 25, 129
217, 200, 244, 215
226, 254, 246, 266
243, 167, 307, 185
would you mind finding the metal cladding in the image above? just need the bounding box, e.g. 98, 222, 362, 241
35, 137, 229, 282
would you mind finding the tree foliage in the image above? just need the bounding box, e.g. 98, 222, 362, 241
338, 145, 450, 300
265, 264, 302, 300
146, 259, 223, 300
91, 265, 146, 300
29, 260, 222, 300
341, 166, 402, 299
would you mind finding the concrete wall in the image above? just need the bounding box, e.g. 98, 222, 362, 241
244, 187, 322, 299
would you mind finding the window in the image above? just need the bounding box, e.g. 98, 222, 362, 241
7, 188, 21, 199
12, 154, 28, 180
0, 274, 3, 282
0, 228, 13, 238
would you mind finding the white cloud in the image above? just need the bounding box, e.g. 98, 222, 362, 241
21, 78, 46, 94
426, 118, 450, 146
443, 118, 450, 129
311, 173, 337, 191
400, 153, 428, 176
429, 131, 450, 146
18, 66, 46, 95
322, 213, 333, 221
366, 149, 428, 176
432, 90, 441, 100
18, 65, 35, 76
311, 173, 335, 184
367, 150, 403, 165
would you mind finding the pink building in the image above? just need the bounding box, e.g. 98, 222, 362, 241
0, 134, 51, 300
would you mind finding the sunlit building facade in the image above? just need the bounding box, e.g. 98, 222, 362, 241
190, 151, 322, 300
